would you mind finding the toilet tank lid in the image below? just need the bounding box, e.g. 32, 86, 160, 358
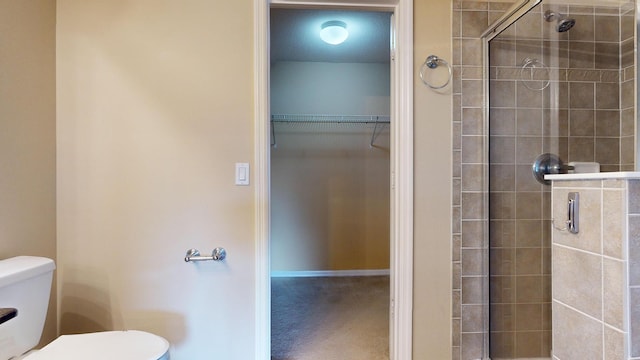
0, 256, 55, 289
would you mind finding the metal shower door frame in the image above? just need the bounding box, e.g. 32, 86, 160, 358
480, 1, 543, 359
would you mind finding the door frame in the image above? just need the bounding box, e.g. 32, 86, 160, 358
253, 0, 413, 358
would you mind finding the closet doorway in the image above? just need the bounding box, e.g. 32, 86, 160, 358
269, 7, 392, 360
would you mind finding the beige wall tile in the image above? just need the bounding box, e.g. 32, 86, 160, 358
491, 220, 516, 248
630, 288, 640, 357
490, 108, 516, 136
553, 188, 602, 254
453, 318, 461, 347
462, 80, 484, 107
516, 248, 543, 275
489, 81, 516, 109
515, 331, 543, 358
569, 109, 595, 136
454, 179, 462, 206
516, 137, 543, 165
462, 276, 483, 305
462, 108, 483, 136
491, 248, 515, 276
516, 192, 542, 219
516, 220, 543, 247
462, 164, 483, 191
628, 181, 640, 214
553, 244, 602, 318
603, 325, 625, 360
552, 180, 601, 189
490, 275, 514, 304
490, 164, 516, 191
569, 82, 595, 109
603, 189, 625, 259
515, 304, 543, 331
517, 108, 543, 136
553, 302, 603, 360
603, 179, 625, 189
490, 192, 516, 220
628, 216, 640, 286
569, 137, 596, 162
453, 234, 462, 262
462, 39, 483, 66
516, 275, 544, 303
462, 220, 484, 248
453, 205, 462, 234
490, 331, 515, 358
462, 192, 484, 219
603, 258, 625, 331
462, 304, 483, 332
596, 82, 620, 110
462, 135, 484, 164
461, 10, 488, 38
462, 248, 484, 276
490, 136, 516, 164
461, 332, 483, 360
453, 261, 462, 290
517, 80, 544, 108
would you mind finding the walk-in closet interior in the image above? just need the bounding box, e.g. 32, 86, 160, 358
269, 8, 392, 360
459, 0, 637, 359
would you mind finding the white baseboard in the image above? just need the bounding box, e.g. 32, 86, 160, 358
270, 269, 390, 278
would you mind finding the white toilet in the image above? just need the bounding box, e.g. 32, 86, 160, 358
0, 256, 170, 360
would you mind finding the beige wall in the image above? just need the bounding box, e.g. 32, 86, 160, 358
413, 0, 453, 358
54, 0, 453, 359
56, 1, 255, 358
0, 0, 57, 346
270, 61, 391, 272
271, 127, 391, 271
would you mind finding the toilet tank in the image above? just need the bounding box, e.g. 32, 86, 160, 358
0, 256, 55, 360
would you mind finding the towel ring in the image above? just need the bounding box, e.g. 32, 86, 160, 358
419, 55, 452, 90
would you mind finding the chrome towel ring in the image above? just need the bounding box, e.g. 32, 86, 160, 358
419, 55, 452, 90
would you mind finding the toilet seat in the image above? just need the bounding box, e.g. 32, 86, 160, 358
21, 330, 169, 360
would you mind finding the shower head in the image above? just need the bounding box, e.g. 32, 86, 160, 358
544, 10, 576, 32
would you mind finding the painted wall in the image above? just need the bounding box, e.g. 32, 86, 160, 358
56, 1, 255, 358
0, 0, 57, 346
413, 0, 453, 358
55, 1, 453, 359
271, 61, 390, 115
270, 61, 390, 271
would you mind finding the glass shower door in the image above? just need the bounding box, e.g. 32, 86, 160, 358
487, 1, 635, 358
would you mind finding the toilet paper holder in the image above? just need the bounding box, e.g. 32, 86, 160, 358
184, 248, 227, 262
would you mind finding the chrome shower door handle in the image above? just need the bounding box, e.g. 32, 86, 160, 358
567, 192, 579, 234
184, 247, 227, 262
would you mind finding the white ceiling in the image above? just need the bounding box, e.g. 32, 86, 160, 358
270, 8, 392, 64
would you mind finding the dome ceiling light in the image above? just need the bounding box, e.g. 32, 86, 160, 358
320, 20, 348, 45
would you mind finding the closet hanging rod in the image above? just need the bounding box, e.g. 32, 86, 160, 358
271, 114, 390, 124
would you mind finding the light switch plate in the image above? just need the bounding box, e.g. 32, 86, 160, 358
235, 163, 250, 186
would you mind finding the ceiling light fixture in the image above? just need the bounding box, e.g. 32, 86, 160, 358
320, 21, 348, 45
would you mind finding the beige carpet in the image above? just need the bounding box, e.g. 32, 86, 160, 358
271, 276, 389, 360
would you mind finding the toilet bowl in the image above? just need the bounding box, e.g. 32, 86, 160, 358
0, 256, 170, 360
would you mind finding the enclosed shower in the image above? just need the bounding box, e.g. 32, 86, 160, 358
480, 0, 635, 359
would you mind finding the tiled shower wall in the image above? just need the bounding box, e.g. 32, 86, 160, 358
551, 178, 640, 359
452, 1, 636, 359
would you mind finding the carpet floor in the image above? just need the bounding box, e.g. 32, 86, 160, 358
271, 276, 389, 360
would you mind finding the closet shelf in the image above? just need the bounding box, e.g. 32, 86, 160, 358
270, 114, 390, 148
271, 114, 390, 124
